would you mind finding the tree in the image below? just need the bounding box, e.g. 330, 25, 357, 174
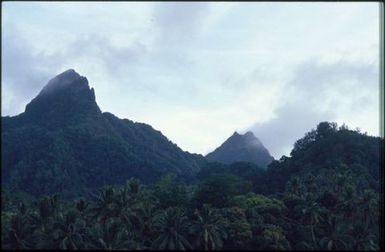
318, 215, 352, 250
286, 176, 305, 198
349, 222, 379, 250
52, 210, 86, 249
89, 186, 118, 225
193, 173, 249, 208
301, 201, 324, 249
359, 189, 379, 228
75, 198, 88, 218
151, 207, 192, 250
87, 218, 133, 250
260, 224, 291, 250
220, 207, 252, 249
190, 204, 227, 250
316, 122, 337, 140
2, 214, 34, 249
152, 174, 189, 209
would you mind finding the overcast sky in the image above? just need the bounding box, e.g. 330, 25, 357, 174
1, 2, 381, 159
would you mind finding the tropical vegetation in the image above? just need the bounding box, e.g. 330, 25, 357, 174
2, 122, 382, 250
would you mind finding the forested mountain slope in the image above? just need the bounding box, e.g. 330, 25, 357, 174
1, 69, 205, 197
263, 122, 381, 195
2, 116, 381, 249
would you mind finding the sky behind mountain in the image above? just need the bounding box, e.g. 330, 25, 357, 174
1, 2, 381, 158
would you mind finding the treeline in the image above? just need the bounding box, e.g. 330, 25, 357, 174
1, 172, 379, 250
1, 122, 382, 250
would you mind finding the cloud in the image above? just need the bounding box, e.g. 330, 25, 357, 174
62, 34, 148, 77
153, 2, 210, 46
1, 2, 379, 159
249, 103, 334, 159
1, 25, 149, 116
1, 25, 61, 115
289, 59, 378, 99
248, 58, 379, 159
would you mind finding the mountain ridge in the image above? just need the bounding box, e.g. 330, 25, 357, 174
1, 69, 205, 197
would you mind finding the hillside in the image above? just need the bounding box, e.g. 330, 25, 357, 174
262, 122, 381, 195
2, 122, 381, 250
1, 69, 205, 197
1, 71, 381, 250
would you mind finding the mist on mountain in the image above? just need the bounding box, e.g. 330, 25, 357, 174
206, 131, 274, 168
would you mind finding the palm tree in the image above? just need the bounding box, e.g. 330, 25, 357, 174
333, 169, 353, 195
3, 214, 34, 249
113, 179, 146, 245
89, 218, 133, 250
133, 199, 159, 249
17, 202, 27, 216
125, 177, 141, 196
304, 174, 317, 196
359, 190, 378, 228
301, 201, 323, 249
28, 195, 62, 246
336, 185, 356, 219
318, 215, 352, 250
151, 207, 192, 250
190, 204, 227, 250
89, 186, 118, 225
286, 176, 304, 198
52, 210, 87, 249
349, 222, 379, 250
76, 198, 88, 215
261, 224, 291, 250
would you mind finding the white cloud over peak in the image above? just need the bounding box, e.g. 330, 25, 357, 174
2, 2, 380, 158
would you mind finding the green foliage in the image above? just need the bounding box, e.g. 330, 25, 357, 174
264, 122, 381, 196
151, 174, 189, 209
2, 108, 206, 198
1, 121, 381, 250
232, 193, 286, 215
193, 173, 251, 208
220, 207, 253, 249
259, 224, 291, 250
151, 207, 192, 250
189, 204, 227, 250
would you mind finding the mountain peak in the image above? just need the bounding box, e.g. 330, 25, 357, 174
2, 68, 205, 196
206, 130, 273, 167
232, 131, 256, 138
244, 131, 255, 137
24, 69, 100, 121
59, 68, 78, 76
230, 131, 257, 141
39, 69, 86, 96
56, 68, 80, 81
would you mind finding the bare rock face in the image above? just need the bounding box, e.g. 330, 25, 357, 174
206, 131, 274, 168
